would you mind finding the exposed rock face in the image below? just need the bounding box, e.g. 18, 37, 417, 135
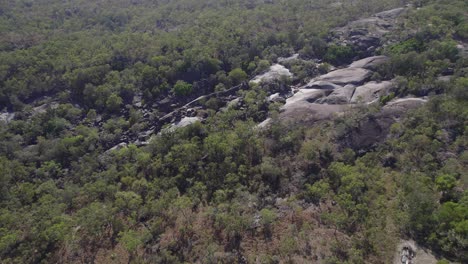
342, 97, 427, 151
267, 93, 286, 103
393, 240, 437, 264
331, 7, 406, 55
302, 81, 343, 90
0, 112, 15, 123
279, 89, 346, 124
251, 64, 292, 84
168, 116, 201, 130
32, 102, 59, 115
280, 101, 346, 124
349, 55, 389, 70
277, 53, 299, 63
350, 81, 394, 103
107, 142, 128, 153
457, 42, 468, 57
382, 97, 427, 113
282, 89, 331, 108
317, 84, 356, 104
314, 67, 372, 86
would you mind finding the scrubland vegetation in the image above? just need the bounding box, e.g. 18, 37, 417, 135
0, 0, 467, 263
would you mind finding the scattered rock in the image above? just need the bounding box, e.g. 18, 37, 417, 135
133, 94, 143, 108
393, 240, 437, 264
31, 102, 59, 115
251, 64, 293, 84
137, 130, 153, 140
186, 108, 197, 117
331, 7, 407, 56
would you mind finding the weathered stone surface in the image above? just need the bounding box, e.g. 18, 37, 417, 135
0, 112, 15, 123
314, 67, 372, 86
331, 7, 407, 56
282, 89, 330, 109
227, 98, 241, 108
256, 117, 272, 129
32, 102, 59, 115
382, 97, 427, 113
251, 64, 292, 84
267, 93, 286, 103
375, 7, 406, 20
457, 42, 468, 57
317, 84, 356, 104
302, 81, 342, 90
437, 75, 452, 82
350, 81, 394, 103
341, 97, 428, 151
278, 53, 299, 63
167, 116, 201, 131
279, 89, 345, 123
349, 56, 389, 70
108, 142, 128, 152
393, 240, 437, 264
280, 102, 346, 124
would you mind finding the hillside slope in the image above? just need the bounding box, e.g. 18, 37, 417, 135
0, 0, 467, 263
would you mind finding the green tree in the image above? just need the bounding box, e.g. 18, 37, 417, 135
172, 80, 193, 96
228, 68, 248, 85
106, 93, 123, 113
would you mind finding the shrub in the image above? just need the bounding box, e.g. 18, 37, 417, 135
172, 80, 193, 96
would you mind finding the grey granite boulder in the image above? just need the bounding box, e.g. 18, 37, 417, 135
349, 56, 389, 70
317, 84, 356, 104
314, 67, 372, 86
303, 80, 343, 90
251, 64, 292, 84
350, 81, 394, 103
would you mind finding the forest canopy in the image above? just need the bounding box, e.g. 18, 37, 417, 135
0, 0, 467, 263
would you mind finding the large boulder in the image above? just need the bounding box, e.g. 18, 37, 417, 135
375, 7, 406, 20
350, 81, 394, 103
251, 64, 292, 84
349, 56, 389, 70
314, 67, 372, 86
279, 89, 345, 124
340, 97, 427, 151
170, 116, 201, 129
382, 97, 428, 114
0, 112, 15, 123
282, 89, 331, 108
317, 84, 356, 104
280, 102, 346, 124
302, 80, 343, 90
